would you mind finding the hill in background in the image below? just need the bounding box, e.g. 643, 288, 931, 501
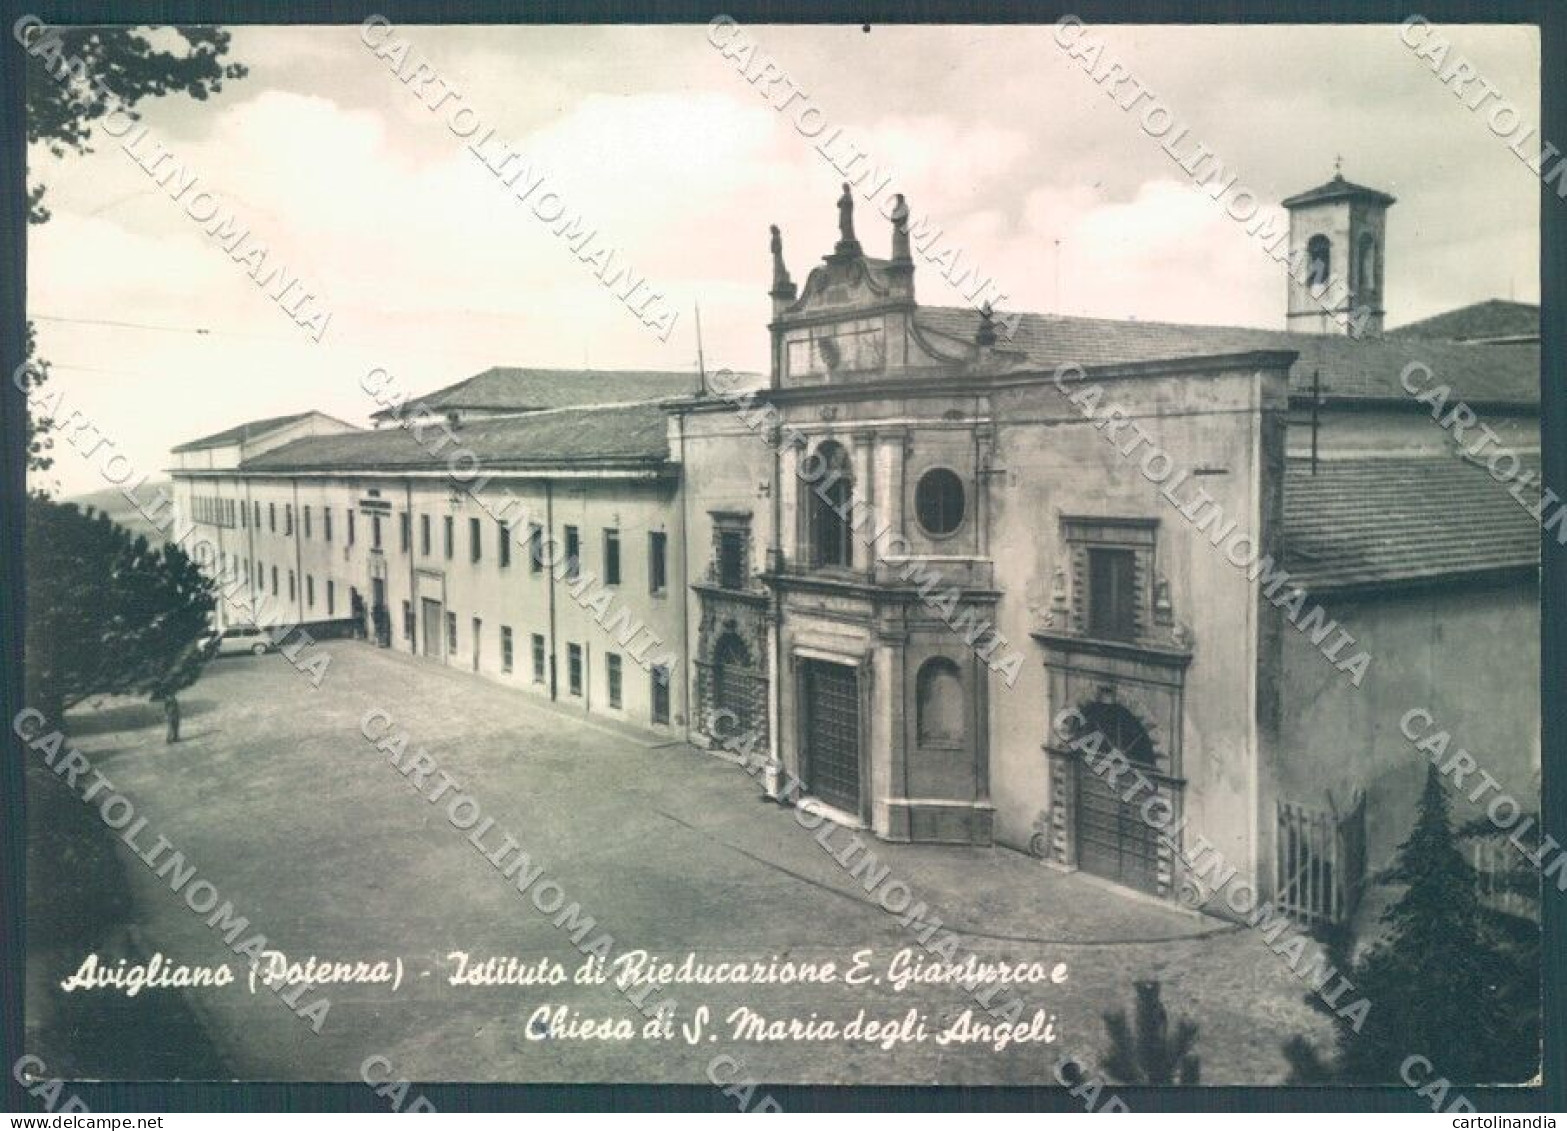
63, 483, 172, 546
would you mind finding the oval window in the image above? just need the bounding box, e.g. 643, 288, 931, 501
916, 468, 965, 536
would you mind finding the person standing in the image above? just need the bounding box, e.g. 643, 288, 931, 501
163, 693, 181, 744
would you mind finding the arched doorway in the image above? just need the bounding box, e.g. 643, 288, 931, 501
712, 631, 756, 738
1070, 702, 1163, 894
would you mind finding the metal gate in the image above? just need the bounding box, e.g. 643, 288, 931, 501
1277, 792, 1367, 926
1076, 766, 1161, 894
802, 660, 860, 815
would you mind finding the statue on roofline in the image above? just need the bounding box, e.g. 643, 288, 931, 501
837, 182, 855, 245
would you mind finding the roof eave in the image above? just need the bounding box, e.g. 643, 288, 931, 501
1287, 563, 1537, 602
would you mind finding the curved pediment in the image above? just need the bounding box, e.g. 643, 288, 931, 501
785, 254, 903, 319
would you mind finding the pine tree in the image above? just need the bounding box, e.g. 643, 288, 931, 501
1101, 980, 1200, 1084
1293, 765, 1530, 1083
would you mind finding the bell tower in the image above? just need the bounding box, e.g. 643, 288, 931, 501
1281, 165, 1395, 336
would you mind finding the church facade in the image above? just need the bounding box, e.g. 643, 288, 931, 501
170, 172, 1541, 922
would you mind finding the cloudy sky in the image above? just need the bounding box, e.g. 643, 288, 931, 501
29, 21, 1540, 496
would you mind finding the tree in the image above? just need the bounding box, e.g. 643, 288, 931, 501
1101, 980, 1200, 1085
26, 496, 214, 720
19, 23, 246, 470
20, 322, 54, 475
1456, 810, 1543, 1079
22, 24, 246, 222
1284, 766, 1536, 1083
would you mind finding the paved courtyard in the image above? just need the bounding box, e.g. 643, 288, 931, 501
30, 641, 1332, 1085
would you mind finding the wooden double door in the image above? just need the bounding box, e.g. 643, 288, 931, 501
801, 660, 861, 816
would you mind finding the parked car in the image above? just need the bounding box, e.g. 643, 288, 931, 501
206, 625, 276, 657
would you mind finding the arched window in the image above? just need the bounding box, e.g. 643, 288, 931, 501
916, 658, 964, 746
916, 468, 966, 536
808, 441, 854, 569
1306, 235, 1331, 291
1357, 233, 1377, 294
1070, 701, 1157, 765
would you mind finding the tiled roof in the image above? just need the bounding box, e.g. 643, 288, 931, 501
245, 402, 672, 472
1279, 173, 1396, 208
1282, 455, 1539, 593
170, 412, 315, 453
916, 307, 1540, 407
1387, 299, 1540, 342
374, 366, 704, 416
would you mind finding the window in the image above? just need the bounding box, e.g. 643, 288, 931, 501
372, 514, 383, 550
499, 523, 511, 568
915, 468, 965, 536
1088, 547, 1138, 641
324, 508, 333, 543
242, 503, 249, 529
1306, 234, 1331, 290
1062, 518, 1155, 644
304, 506, 312, 539
348, 509, 357, 546
254, 502, 261, 528
470, 517, 482, 563
606, 653, 622, 709
532, 634, 546, 684
649, 531, 667, 594
306, 575, 315, 608
808, 441, 854, 568
446, 611, 457, 651
471, 617, 481, 670
269, 503, 276, 532
501, 626, 514, 673
529, 524, 544, 572
400, 512, 410, 553
718, 529, 745, 589
563, 525, 581, 580
567, 643, 583, 697
1357, 233, 1377, 293
288, 571, 295, 601
256, 560, 264, 587
603, 529, 621, 585
285, 504, 293, 536
651, 664, 671, 725
444, 516, 454, 560
916, 658, 964, 746
271, 565, 279, 595
403, 600, 413, 640
327, 580, 335, 616
420, 514, 431, 557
